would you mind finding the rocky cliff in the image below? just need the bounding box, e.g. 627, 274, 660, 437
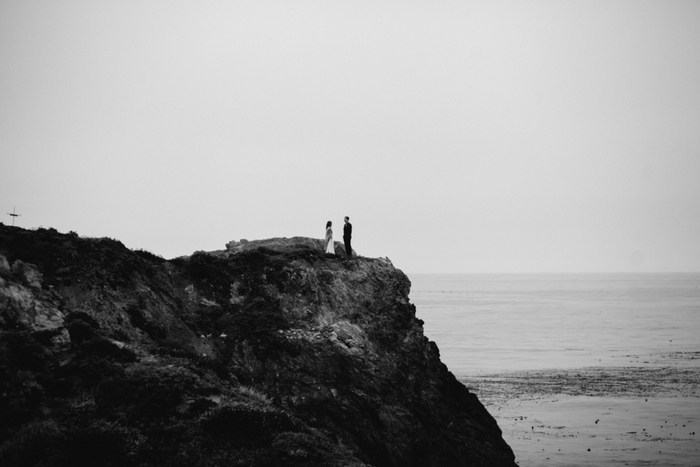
0, 224, 517, 467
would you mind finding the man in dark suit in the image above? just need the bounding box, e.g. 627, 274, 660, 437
343, 216, 352, 257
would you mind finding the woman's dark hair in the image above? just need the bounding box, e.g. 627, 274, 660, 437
326, 221, 332, 228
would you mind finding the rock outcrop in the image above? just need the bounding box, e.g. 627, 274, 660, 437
0, 224, 517, 467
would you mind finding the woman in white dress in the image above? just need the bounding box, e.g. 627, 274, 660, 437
325, 221, 334, 254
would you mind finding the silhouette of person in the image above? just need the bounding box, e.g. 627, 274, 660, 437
325, 221, 334, 254
343, 216, 352, 257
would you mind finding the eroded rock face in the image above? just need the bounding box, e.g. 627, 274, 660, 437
0, 225, 517, 467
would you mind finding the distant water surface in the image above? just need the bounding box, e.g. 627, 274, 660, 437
408, 273, 700, 375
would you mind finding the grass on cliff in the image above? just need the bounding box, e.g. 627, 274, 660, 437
0, 324, 364, 467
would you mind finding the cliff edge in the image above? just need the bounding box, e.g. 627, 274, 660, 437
0, 225, 517, 467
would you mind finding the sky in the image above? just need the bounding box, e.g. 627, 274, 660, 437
1, 1, 699, 274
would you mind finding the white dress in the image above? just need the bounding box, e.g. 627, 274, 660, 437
325, 227, 334, 253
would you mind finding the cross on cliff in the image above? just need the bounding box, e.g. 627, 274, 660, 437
6, 207, 20, 226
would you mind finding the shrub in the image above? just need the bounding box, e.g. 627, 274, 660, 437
96, 364, 199, 420
62, 420, 142, 467
133, 249, 165, 263
201, 403, 298, 444
0, 420, 65, 467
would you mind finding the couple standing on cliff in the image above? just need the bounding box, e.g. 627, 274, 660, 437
325, 216, 352, 257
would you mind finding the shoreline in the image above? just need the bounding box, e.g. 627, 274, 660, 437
460, 354, 700, 466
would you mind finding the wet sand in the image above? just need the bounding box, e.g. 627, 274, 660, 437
460, 352, 700, 466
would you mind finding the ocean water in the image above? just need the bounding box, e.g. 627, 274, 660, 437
408, 273, 700, 376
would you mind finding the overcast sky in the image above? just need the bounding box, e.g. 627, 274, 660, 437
1, 1, 699, 273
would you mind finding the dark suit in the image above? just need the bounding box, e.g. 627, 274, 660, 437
343, 222, 352, 257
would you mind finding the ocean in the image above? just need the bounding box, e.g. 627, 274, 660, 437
408, 273, 700, 376
408, 272, 700, 467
